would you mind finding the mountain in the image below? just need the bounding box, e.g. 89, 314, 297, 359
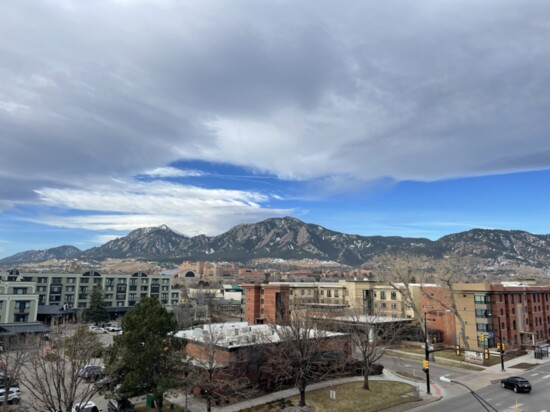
0, 245, 82, 265
82, 224, 189, 260
2, 218, 550, 267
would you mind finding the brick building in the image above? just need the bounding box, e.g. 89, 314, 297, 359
420, 281, 550, 351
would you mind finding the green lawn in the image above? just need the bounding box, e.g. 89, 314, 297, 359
240, 381, 421, 412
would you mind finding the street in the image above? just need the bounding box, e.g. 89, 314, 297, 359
416, 362, 550, 412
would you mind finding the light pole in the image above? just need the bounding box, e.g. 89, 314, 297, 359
423, 311, 435, 395
488, 313, 505, 371
440, 376, 497, 412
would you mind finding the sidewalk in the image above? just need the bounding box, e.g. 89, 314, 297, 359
165, 369, 443, 412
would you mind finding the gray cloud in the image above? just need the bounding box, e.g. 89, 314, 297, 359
1, 0, 550, 215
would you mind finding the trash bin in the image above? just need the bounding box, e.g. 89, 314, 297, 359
146, 394, 154, 408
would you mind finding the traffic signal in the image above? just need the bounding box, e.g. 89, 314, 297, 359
496, 343, 501, 350
455, 345, 461, 356
423, 359, 429, 370
502, 343, 506, 351
480, 333, 485, 342
484, 348, 490, 360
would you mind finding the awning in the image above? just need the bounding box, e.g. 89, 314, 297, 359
0, 323, 50, 336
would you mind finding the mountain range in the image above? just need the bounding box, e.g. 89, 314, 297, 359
2, 217, 550, 268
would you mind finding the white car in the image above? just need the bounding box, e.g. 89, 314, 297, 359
72, 401, 101, 412
88, 326, 108, 334
0, 387, 21, 404
105, 325, 121, 332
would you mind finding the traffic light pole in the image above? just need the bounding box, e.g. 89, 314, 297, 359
497, 317, 505, 372
424, 312, 431, 395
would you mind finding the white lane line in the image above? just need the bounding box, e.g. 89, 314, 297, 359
542, 374, 550, 379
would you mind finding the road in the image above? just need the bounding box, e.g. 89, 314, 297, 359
416, 362, 550, 412
382, 354, 471, 397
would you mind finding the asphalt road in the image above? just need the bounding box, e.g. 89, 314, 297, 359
381, 354, 471, 397
416, 362, 550, 412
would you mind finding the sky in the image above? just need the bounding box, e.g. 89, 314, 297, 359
1, 0, 550, 258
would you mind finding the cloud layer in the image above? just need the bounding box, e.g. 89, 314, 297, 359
1, 0, 550, 234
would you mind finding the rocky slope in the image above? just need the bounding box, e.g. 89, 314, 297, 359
2, 217, 550, 267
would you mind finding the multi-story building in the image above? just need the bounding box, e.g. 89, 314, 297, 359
9, 270, 181, 313
0, 274, 49, 336
242, 280, 423, 325
421, 281, 550, 351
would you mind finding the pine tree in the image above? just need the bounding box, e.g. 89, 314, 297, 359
85, 285, 109, 324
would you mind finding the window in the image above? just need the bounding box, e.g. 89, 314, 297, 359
37, 277, 48, 284
380, 291, 387, 300
381, 302, 386, 309
475, 309, 487, 318
80, 278, 89, 284
308, 289, 312, 295
474, 295, 489, 304
391, 303, 397, 310
301, 290, 305, 296
67, 277, 76, 284
334, 290, 339, 298
13, 288, 28, 295
476, 323, 489, 332
327, 290, 332, 298
391, 292, 397, 300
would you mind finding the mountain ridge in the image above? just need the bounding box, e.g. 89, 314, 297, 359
2, 217, 550, 268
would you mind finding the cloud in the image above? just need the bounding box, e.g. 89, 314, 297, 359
0, 0, 549, 221
31, 180, 291, 235
141, 167, 204, 178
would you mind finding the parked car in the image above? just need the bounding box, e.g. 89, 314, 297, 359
88, 326, 108, 334
72, 401, 101, 412
78, 365, 105, 382
105, 325, 121, 332
107, 398, 136, 412
501, 376, 532, 393
0, 386, 21, 404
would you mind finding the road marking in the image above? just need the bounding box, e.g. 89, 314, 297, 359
530, 372, 539, 377
542, 375, 550, 379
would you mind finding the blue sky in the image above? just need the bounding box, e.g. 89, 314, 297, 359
1, 1, 550, 258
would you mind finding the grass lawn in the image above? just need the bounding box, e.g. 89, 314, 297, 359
240, 381, 421, 412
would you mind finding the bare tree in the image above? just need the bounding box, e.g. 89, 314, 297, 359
424, 256, 471, 349
337, 308, 405, 390
181, 323, 250, 412
262, 309, 350, 408
0, 335, 31, 409
20, 323, 105, 412
375, 253, 428, 334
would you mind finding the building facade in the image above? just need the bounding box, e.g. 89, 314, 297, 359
8, 270, 181, 311
421, 281, 550, 351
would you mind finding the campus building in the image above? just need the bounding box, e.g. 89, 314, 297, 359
242, 280, 425, 325
0, 272, 49, 336
421, 281, 550, 351
4, 270, 181, 317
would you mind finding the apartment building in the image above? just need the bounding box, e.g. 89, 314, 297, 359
10, 270, 181, 312
0, 276, 49, 336
421, 281, 550, 351
242, 280, 422, 325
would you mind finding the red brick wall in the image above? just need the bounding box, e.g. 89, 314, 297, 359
419, 286, 457, 345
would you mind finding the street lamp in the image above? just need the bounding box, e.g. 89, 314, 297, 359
440, 376, 497, 412
487, 313, 505, 372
